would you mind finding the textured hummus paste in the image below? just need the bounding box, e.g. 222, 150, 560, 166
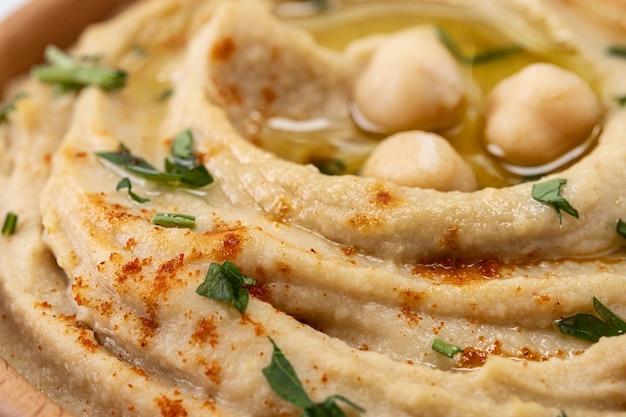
1, 0, 626, 416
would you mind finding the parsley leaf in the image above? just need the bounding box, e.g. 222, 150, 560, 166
557, 297, 626, 342
0, 93, 27, 124
151, 213, 195, 229
310, 157, 346, 176
2, 212, 18, 236
116, 177, 150, 203
436, 27, 520, 65
263, 337, 365, 417
607, 45, 626, 59
615, 95, 626, 107
196, 261, 256, 313
432, 338, 464, 358
532, 178, 579, 224
95, 133, 213, 188
33, 45, 127, 91
617, 219, 626, 239
157, 87, 173, 102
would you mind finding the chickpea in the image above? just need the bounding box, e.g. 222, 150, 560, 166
484, 63, 600, 167
360, 131, 477, 192
352, 29, 466, 134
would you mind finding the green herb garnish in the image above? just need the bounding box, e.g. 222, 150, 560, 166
432, 338, 464, 358
617, 219, 626, 239
33, 45, 127, 91
2, 212, 18, 236
157, 87, 173, 102
0, 93, 27, 124
95, 134, 213, 188
263, 337, 365, 417
532, 178, 579, 224
557, 297, 626, 342
116, 177, 150, 203
607, 45, 626, 59
196, 261, 257, 314
151, 213, 195, 229
311, 157, 346, 176
436, 27, 520, 65
615, 95, 626, 107
131, 44, 148, 57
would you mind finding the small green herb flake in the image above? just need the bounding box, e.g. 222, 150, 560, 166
617, 219, 626, 239
311, 157, 346, 176
171, 129, 195, 164
607, 45, 626, 59
33, 45, 127, 91
615, 95, 626, 107
157, 87, 173, 102
116, 177, 149, 203
557, 297, 626, 342
196, 261, 257, 313
2, 212, 18, 236
532, 178, 579, 224
151, 212, 195, 229
432, 338, 464, 358
0, 93, 27, 124
308, 0, 329, 11
436, 27, 520, 66
263, 337, 365, 417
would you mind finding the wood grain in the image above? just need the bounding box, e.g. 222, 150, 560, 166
0, 357, 76, 417
0, 0, 134, 92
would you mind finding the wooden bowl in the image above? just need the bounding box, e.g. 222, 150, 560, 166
0, 0, 134, 92
0, 2, 134, 415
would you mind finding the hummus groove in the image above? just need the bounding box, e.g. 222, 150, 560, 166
1, 0, 626, 416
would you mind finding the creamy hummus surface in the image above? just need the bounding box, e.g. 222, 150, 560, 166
2, 0, 626, 416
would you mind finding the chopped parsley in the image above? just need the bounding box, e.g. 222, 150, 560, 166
2, 212, 18, 236
151, 213, 195, 229
607, 45, 626, 59
617, 219, 626, 239
310, 157, 346, 176
0, 93, 27, 124
557, 297, 626, 342
615, 95, 626, 107
157, 87, 173, 102
116, 177, 150, 203
432, 338, 464, 358
95, 131, 213, 189
196, 261, 257, 314
33, 45, 127, 91
436, 27, 520, 65
532, 178, 579, 224
263, 337, 365, 417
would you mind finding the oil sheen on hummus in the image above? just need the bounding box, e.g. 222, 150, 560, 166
1, 0, 626, 416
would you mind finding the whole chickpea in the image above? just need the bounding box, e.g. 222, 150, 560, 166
484, 63, 600, 167
360, 131, 477, 192
352, 29, 466, 134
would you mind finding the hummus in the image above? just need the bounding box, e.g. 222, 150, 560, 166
1, 0, 626, 416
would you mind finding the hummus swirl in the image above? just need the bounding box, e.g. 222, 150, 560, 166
1, 0, 626, 416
